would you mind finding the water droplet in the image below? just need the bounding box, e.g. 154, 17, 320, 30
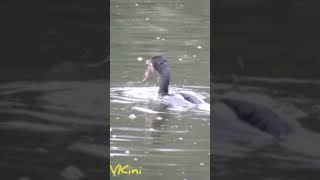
178, 58, 183, 61
129, 114, 136, 119
156, 36, 160, 40
178, 137, 183, 141
125, 150, 130, 154
156, 117, 163, 120
200, 162, 205, 166
134, 158, 138, 161
110, 128, 113, 132
193, 142, 197, 145
197, 45, 202, 49
135, 3, 139, 6
116, 117, 119, 120
146, 17, 150, 20
192, 54, 197, 58
137, 57, 143, 61
112, 135, 116, 138
161, 38, 166, 40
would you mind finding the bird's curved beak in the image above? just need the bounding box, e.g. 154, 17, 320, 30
141, 60, 154, 82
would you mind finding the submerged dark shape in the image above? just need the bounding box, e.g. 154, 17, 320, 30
142, 56, 202, 105
220, 98, 293, 138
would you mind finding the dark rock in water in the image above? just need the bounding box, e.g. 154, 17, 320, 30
221, 98, 293, 138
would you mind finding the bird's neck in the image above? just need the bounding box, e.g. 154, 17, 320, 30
158, 69, 170, 96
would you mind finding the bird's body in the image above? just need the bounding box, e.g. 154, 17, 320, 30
142, 56, 206, 107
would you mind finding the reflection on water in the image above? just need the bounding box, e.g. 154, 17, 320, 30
110, 0, 210, 179
213, 77, 320, 179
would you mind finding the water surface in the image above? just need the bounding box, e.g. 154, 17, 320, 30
212, 77, 320, 179
110, 0, 210, 179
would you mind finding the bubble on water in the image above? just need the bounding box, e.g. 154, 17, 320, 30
137, 57, 143, 61
156, 117, 163, 120
129, 114, 136, 119
197, 45, 202, 49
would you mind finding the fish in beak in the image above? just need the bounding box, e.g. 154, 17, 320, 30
141, 59, 154, 82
